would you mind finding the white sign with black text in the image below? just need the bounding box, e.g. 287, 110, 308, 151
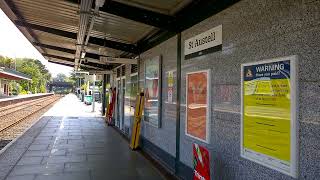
184, 25, 222, 59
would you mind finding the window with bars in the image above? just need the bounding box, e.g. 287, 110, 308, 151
116, 68, 120, 78
131, 64, 138, 74
121, 65, 126, 76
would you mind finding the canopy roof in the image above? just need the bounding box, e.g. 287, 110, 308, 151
0, 67, 32, 81
0, 0, 238, 71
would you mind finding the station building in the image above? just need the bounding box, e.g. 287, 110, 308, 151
0, 0, 319, 179
0, 67, 31, 97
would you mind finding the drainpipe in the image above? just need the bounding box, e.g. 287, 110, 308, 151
75, 0, 93, 70
84, 0, 104, 48
175, 33, 181, 175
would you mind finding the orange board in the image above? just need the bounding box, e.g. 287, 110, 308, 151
186, 70, 209, 142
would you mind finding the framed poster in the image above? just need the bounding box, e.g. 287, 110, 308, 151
186, 70, 210, 143
144, 56, 162, 128
167, 71, 174, 103
241, 55, 298, 177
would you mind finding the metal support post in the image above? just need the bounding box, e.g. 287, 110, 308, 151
102, 74, 107, 115
175, 33, 181, 175
92, 74, 96, 112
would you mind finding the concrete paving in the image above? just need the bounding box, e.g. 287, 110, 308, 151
0, 94, 165, 180
44, 94, 103, 117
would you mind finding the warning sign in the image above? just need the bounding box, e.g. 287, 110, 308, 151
241, 56, 298, 177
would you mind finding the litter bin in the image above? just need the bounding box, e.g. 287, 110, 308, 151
84, 95, 92, 105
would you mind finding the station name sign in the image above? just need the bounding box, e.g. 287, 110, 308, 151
184, 25, 222, 59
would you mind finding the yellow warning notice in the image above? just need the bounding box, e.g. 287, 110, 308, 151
243, 60, 291, 163
244, 79, 291, 161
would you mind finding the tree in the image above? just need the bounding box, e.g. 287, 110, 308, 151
0, 56, 15, 69
15, 58, 51, 94
66, 71, 77, 86
9, 81, 22, 95
53, 71, 77, 85
53, 73, 67, 82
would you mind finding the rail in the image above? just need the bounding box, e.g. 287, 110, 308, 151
0, 93, 54, 107
0, 95, 60, 135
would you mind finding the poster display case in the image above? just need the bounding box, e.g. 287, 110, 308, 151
144, 56, 162, 128
185, 70, 210, 143
241, 55, 298, 177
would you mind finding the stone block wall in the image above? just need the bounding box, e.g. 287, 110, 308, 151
139, 36, 178, 163
179, 0, 320, 179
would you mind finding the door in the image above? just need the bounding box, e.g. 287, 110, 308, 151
116, 77, 126, 131
4, 84, 7, 96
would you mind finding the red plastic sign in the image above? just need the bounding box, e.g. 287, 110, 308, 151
193, 143, 211, 180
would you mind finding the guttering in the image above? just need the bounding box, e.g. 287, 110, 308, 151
77, 0, 105, 70
75, 0, 93, 70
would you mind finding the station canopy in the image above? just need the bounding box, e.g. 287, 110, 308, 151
0, 0, 238, 72
0, 67, 31, 81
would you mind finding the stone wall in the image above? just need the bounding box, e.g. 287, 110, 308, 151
179, 0, 320, 179
139, 35, 178, 160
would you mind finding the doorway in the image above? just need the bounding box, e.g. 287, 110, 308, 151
116, 77, 126, 131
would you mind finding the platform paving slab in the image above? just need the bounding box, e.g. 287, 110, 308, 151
0, 94, 166, 180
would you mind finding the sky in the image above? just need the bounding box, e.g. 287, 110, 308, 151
0, 9, 73, 77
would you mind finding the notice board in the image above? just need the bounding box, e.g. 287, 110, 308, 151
144, 56, 162, 128
241, 56, 298, 177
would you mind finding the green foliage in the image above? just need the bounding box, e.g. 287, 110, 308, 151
66, 71, 77, 86
9, 81, 23, 95
0, 55, 15, 69
81, 83, 88, 91
54, 88, 72, 94
16, 58, 50, 94
39, 84, 46, 93
20, 90, 28, 95
53, 72, 77, 85
51, 72, 76, 94
53, 73, 67, 82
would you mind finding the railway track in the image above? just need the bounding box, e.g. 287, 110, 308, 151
0, 95, 53, 111
0, 95, 62, 142
0, 96, 54, 117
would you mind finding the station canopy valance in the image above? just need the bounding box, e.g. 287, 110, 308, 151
0, 0, 238, 72
0, 67, 32, 81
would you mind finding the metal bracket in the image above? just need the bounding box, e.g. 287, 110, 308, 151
77, 10, 100, 17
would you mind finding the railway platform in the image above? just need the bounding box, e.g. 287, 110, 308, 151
0, 94, 165, 180
0, 93, 54, 106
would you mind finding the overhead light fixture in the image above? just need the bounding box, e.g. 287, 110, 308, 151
81, 52, 86, 59
96, 0, 105, 8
